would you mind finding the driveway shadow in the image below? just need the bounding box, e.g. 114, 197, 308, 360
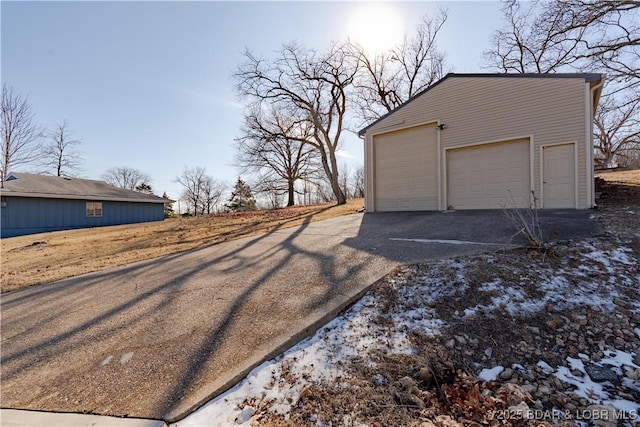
343, 209, 602, 264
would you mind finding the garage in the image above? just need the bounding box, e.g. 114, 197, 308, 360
373, 124, 438, 211
446, 139, 531, 209
360, 73, 604, 211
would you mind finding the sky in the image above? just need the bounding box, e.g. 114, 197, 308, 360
2, 1, 503, 202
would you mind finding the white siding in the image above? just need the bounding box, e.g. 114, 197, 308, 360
364, 76, 590, 211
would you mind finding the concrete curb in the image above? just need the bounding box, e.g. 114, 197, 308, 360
0, 409, 167, 427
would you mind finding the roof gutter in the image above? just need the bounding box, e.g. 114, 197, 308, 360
0, 191, 172, 204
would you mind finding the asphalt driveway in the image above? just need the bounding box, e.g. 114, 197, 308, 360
0, 209, 599, 423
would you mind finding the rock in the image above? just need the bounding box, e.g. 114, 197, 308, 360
633, 354, 640, 366
507, 402, 530, 419
585, 405, 617, 427
418, 367, 433, 383
398, 376, 416, 389
499, 368, 514, 381
497, 383, 533, 406
522, 384, 537, 394
484, 348, 493, 358
434, 414, 461, 427
445, 339, 456, 349
235, 406, 255, 424
565, 402, 577, 412
537, 385, 551, 396
614, 298, 628, 308
584, 364, 619, 383
571, 369, 584, 377
455, 335, 467, 345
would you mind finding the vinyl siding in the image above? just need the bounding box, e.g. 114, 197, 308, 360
364, 77, 589, 210
1, 197, 164, 238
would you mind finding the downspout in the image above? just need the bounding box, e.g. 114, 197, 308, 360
589, 77, 605, 208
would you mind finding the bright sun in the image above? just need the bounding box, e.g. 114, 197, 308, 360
346, 3, 405, 54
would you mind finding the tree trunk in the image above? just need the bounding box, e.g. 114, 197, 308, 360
287, 180, 295, 207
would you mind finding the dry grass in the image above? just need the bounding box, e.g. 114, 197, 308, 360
596, 168, 640, 186
1, 199, 364, 293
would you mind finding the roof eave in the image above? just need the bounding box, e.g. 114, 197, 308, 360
0, 191, 171, 204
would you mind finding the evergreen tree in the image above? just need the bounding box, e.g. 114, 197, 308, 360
226, 178, 256, 212
162, 192, 174, 218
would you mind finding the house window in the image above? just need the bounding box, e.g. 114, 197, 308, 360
86, 201, 103, 217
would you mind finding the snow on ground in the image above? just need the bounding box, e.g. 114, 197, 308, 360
554, 350, 639, 412
172, 239, 639, 427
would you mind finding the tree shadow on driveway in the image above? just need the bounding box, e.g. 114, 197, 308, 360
0, 209, 383, 422
0, 208, 600, 422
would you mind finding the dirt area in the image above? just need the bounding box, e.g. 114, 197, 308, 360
596, 169, 640, 187
0, 199, 364, 293
209, 172, 639, 427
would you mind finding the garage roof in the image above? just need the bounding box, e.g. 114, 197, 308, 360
358, 73, 604, 136
0, 173, 172, 203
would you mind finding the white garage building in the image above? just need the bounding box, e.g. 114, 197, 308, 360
359, 73, 604, 211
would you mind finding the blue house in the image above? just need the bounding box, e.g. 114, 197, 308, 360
0, 173, 171, 238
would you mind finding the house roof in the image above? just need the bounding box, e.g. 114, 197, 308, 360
0, 173, 171, 203
358, 72, 604, 136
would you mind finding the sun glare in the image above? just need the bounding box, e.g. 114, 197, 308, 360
346, 3, 405, 55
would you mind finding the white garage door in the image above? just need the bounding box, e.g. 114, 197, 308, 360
447, 139, 531, 209
374, 124, 438, 211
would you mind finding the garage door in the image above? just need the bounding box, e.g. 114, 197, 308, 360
447, 139, 531, 209
374, 124, 438, 211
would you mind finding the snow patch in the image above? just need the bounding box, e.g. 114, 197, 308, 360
537, 360, 554, 374
554, 352, 640, 413
478, 366, 504, 382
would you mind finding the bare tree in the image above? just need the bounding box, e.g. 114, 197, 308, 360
253, 175, 284, 209
594, 89, 640, 168
175, 166, 205, 216
40, 121, 83, 176
484, 0, 640, 167
1, 84, 43, 183
236, 106, 320, 207
102, 166, 152, 190
351, 165, 365, 198
175, 166, 225, 215
338, 162, 352, 200
484, 0, 639, 84
541, 0, 640, 85
234, 42, 358, 205
199, 175, 226, 215
352, 10, 449, 124
484, 1, 586, 74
